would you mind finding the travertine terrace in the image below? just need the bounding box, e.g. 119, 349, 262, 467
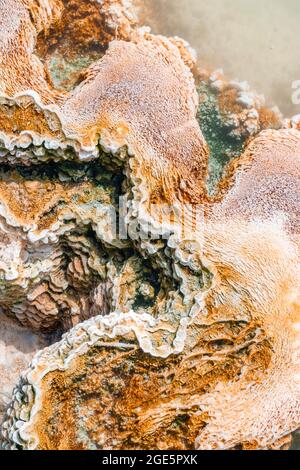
0, 0, 299, 450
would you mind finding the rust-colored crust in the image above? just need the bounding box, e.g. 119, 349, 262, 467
33, 335, 271, 450
0, 0, 299, 453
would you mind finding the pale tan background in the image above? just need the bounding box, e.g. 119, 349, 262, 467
145, 0, 300, 116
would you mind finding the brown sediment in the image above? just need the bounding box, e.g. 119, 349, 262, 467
35, 0, 138, 91
218, 87, 242, 115
0, 177, 106, 228
258, 106, 282, 131
0, 0, 299, 453
36, 0, 108, 58
33, 327, 271, 450
0, 102, 61, 138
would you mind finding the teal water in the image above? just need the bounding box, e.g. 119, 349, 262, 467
147, 0, 300, 116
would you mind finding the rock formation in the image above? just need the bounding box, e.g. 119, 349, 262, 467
0, 0, 299, 450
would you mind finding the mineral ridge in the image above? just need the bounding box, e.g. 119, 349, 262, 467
0, 0, 299, 451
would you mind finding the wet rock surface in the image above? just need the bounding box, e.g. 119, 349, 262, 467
0, 0, 299, 451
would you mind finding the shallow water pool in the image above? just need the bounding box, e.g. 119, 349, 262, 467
146, 0, 300, 117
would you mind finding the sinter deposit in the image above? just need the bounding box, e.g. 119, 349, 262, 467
0, 0, 299, 451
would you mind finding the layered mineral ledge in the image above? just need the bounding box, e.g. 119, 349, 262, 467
0, 0, 299, 451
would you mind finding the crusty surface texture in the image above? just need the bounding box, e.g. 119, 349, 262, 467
0, 0, 299, 451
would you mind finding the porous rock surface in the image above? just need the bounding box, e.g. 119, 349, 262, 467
0, 0, 299, 451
